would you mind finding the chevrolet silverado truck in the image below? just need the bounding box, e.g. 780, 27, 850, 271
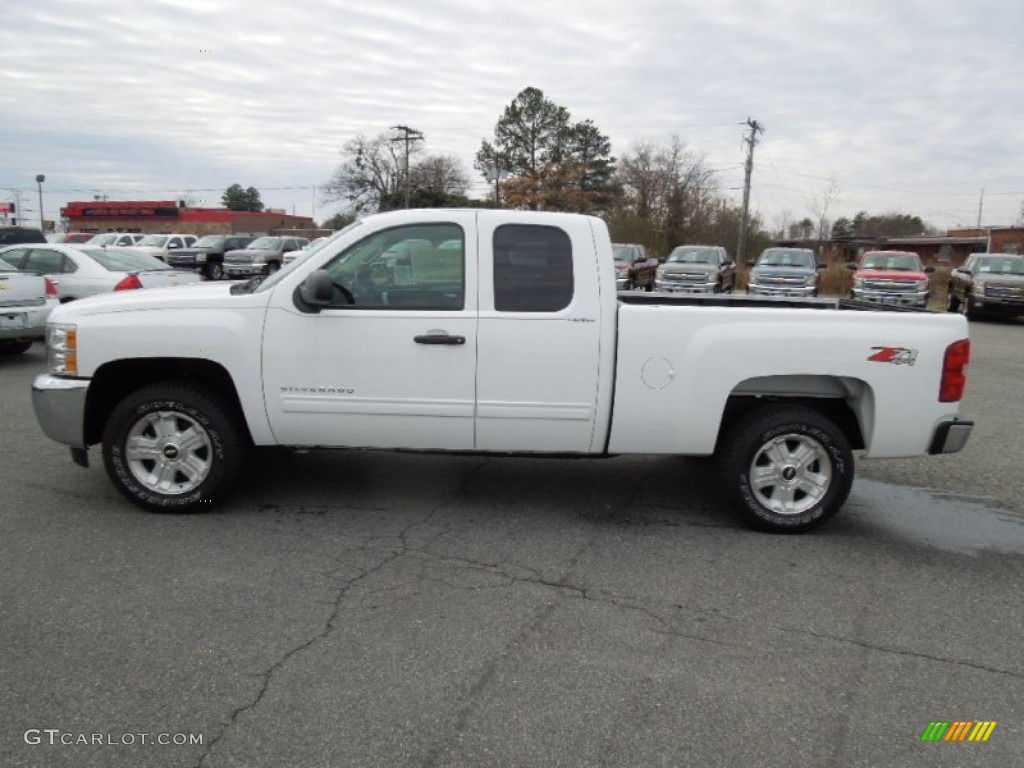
32, 209, 974, 532
848, 250, 935, 308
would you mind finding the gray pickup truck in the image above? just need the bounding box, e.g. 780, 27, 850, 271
747, 247, 823, 297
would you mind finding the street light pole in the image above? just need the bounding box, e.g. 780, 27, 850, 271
35, 174, 46, 231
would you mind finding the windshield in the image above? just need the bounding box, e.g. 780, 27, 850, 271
861, 252, 922, 271
612, 246, 634, 263
137, 235, 169, 247
248, 237, 281, 250
254, 221, 363, 294
666, 247, 719, 264
975, 256, 1024, 275
757, 249, 815, 268
87, 234, 118, 246
79, 247, 170, 272
195, 236, 224, 247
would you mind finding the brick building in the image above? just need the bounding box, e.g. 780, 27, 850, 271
59, 200, 318, 237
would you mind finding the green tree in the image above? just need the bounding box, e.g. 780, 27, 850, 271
221, 183, 264, 212
477, 87, 614, 212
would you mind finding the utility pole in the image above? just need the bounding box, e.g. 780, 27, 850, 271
390, 125, 424, 208
736, 118, 763, 266
976, 188, 984, 228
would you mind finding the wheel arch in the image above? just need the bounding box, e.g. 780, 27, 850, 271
717, 375, 872, 452
84, 357, 252, 446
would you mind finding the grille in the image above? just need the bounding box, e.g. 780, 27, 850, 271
985, 283, 1024, 298
863, 280, 918, 291
661, 272, 706, 282
759, 274, 808, 285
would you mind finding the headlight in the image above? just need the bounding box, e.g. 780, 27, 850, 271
853, 277, 865, 289
971, 281, 985, 295
47, 322, 78, 375
656, 267, 666, 278
804, 274, 817, 286
917, 279, 929, 290
195, 253, 207, 263
615, 267, 628, 278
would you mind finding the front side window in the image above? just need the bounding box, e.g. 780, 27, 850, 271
321, 223, 465, 310
493, 225, 573, 312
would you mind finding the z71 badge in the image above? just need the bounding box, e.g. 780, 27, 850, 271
868, 347, 918, 366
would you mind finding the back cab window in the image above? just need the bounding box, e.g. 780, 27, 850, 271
493, 224, 573, 312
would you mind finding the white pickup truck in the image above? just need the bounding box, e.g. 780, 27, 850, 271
32, 209, 974, 532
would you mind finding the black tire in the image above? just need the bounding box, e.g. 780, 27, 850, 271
644, 279, 654, 292
205, 260, 225, 281
0, 340, 33, 354
947, 292, 960, 313
718, 405, 854, 533
102, 383, 245, 513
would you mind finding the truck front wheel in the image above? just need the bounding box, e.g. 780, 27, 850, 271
719, 405, 853, 533
102, 383, 245, 513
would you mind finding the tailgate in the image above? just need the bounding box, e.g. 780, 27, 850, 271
0, 272, 46, 306
136, 270, 202, 289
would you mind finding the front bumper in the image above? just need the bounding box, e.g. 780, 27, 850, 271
748, 283, 816, 297
851, 289, 929, 307
971, 296, 1024, 315
32, 374, 90, 449
223, 263, 267, 277
654, 280, 717, 294
928, 418, 974, 454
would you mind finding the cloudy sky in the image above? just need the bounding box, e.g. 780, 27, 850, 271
2, 0, 1022, 233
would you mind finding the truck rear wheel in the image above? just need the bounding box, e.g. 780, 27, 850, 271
719, 405, 853, 532
102, 383, 245, 513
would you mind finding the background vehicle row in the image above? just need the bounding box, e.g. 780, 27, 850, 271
0, 244, 199, 301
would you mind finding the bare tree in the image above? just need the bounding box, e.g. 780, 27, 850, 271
322, 133, 410, 213
409, 155, 470, 197
806, 178, 840, 242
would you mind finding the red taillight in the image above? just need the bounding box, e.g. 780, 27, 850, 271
939, 338, 970, 402
114, 274, 143, 291
43, 276, 58, 298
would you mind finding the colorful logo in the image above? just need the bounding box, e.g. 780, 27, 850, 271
921, 721, 997, 742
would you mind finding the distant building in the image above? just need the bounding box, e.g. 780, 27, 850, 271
59, 200, 317, 236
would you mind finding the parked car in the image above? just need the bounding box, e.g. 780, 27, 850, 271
0, 226, 46, 247
0, 255, 58, 353
655, 245, 735, 293
126, 234, 198, 262
165, 235, 255, 280
848, 250, 934, 308
282, 236, 332, 266
947, 253, 1024, 318
0, 244, 200, 302
222, 236, 309, 278
612, 243, 658, 291
47, 232, 95, 244
746, 247, 823, 297
85, 233, 143, 247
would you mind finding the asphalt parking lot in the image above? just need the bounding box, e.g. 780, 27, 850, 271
2, 317, 1022, 768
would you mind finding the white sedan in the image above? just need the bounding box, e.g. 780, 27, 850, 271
0, 244, 201, 302
0, 256, 58, 353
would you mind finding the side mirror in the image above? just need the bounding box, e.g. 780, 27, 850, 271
816, 263, 827, 270
846, 263, 858, 271
924, 266, 936, 273
960, 268, 973, 276
295, 269, 333, 312
746, 260, 756, 267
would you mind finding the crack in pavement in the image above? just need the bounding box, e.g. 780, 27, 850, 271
193, 460, 491, 768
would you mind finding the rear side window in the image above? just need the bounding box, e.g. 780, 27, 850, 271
493, 225, 573, 312
24, 249, 69, 274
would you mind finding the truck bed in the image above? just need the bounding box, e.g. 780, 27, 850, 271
618, 293, 935, 313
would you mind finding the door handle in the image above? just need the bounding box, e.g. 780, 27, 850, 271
414, 333, 466, 346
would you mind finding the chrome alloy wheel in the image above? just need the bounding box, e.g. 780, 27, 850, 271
125, 410, 213, 495
748, 433, 832, 516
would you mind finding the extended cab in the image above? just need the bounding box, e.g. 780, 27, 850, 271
31, 210, 974, 532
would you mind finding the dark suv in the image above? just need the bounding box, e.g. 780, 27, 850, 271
0, 227, 46, 247
165, 235, 255, 280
